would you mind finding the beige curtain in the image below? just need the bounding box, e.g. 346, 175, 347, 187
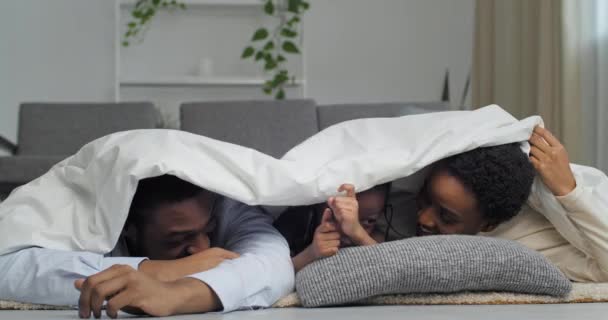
473, 0, 582, 161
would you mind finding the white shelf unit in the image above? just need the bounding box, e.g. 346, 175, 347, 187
114, 0, 306, 99
119, 0, 264, 8
120, 76, 304, 87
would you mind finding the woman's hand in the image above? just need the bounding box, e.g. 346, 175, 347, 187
529, 126, 577, 196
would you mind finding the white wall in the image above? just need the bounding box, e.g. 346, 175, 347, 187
304, 0, 474, 106
0, 0, 474, 146
0, 0, 116, 150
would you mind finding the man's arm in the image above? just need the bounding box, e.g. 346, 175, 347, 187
188, 199, 295, 312
0, 247, 145, 306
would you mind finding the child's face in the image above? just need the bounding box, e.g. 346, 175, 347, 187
339, 189, 386, 247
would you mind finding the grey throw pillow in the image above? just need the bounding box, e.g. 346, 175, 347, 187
295, 235, 572, 307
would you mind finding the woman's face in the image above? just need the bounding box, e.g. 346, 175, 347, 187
415, 168, 492, 236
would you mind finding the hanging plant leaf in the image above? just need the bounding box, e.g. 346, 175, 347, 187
263, 41, 275, 51
277, 55, 286, 62
287, 0, 301, 13
300, 1, 310, 9
276, 88, 286, 100
264, 0, 274, 15
252, 28, 269, 41
265, 60, 278, 70
282, 41, 300, 54
241, 46, 255, 59
280, 28, 297, 38
263, 52, 273, 62
286, 16, 301, 28
255, 51, 265, 61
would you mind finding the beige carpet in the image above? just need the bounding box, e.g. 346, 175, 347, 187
272, 283, 608, 308
2, 283, 607, 310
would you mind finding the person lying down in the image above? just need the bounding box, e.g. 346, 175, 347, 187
280, 125, 608, 284
0, 175, 294, 318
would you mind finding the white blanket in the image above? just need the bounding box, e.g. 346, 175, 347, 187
0, 105, 555, 255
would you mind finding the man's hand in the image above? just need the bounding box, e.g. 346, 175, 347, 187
529, 126, 577, 196
327, 184, 366, 239
139, 248, 240, 282
75, 265, 220, 318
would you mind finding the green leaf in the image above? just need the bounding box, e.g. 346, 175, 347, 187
271, 72, 288, 87
263, 41, 275, 51
132, 10, 143, 18
287, 0, 300, 13
252, 28, 269, 41
264, 0, 274, 15
265, 60, 278, 70
280, 28, 297, 38
122, 41, 130, 47
282, 41, 300, 54
277, 54, 286, 62
263, 86, 273, 95
300, 1, 310, 10
128, 22, 137, 28
255, 51, 265, 61
241, 46, 255, 59
179, 3, 186, 9
287, 16, 300, 27
153, 0, 161, 5
275, 88, 285, 100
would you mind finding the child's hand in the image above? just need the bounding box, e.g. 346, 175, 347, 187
328, 184, 366, 239
309, 209, 341, 259
293, 209, 340, 272
529, 126, 577, 196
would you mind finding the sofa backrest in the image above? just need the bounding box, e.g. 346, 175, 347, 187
180, 99, 318, 158
316, 102, 449, 130
17, 102, 158, 156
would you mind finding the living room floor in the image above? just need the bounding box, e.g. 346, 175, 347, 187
2, 303, 608, 320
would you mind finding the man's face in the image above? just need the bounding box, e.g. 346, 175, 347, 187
416, 169, 490, 236
132, 193, 217, 260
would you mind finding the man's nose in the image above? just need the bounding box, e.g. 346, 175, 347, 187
186, 234, 211, 255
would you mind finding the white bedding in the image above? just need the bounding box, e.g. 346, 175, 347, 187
0, 105, 556, 256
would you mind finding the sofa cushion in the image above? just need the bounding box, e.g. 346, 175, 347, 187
295, 235, 572, 307
180, 100, 318, 158
317, 102, 448, 130
18, 102, 158, 156
0, 156, 65, 184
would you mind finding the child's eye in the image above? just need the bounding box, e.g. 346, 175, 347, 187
439, 209, 458, 225
361, 219, 377, 226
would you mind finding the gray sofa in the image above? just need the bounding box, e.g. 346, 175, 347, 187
0, 100, 448, 198
0, 102, 159, 195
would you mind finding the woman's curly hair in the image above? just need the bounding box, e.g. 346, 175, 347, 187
442, 143, 536, 226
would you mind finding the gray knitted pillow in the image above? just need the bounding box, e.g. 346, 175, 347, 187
296, 235, 572, 307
